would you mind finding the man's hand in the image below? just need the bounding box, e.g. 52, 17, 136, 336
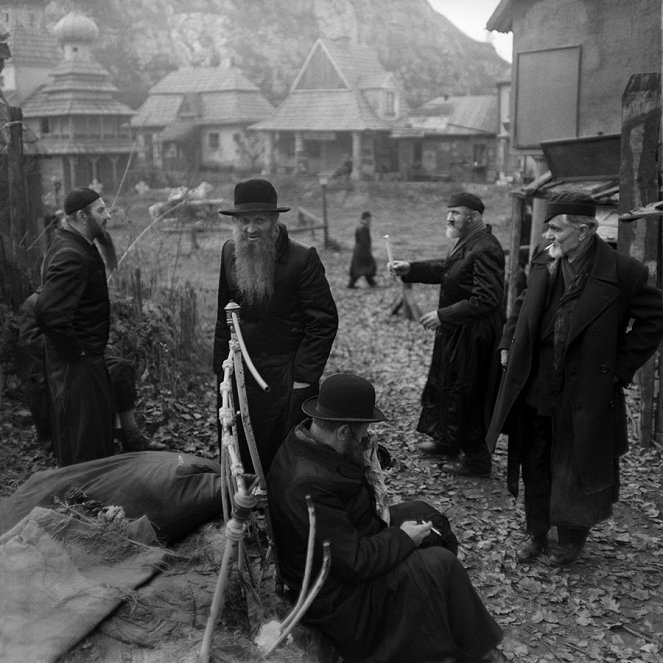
389, 260, 410, 277
420, 310, 441, 330
400, 520, 432, 547
500, 349, 509, 369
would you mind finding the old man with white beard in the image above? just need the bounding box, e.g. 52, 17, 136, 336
212, 179, 338, 474
389, 192, 505, 477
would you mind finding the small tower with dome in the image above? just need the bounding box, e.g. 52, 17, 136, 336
21, 8, 134, 194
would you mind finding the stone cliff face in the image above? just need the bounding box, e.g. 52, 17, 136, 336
44, 0, 509, 109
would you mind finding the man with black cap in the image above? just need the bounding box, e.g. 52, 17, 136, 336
487, 191, 663, 566
213, 179, 338, 475
268, 372, 506, 663
389, 191, 505, 477
35, 186, 115, 466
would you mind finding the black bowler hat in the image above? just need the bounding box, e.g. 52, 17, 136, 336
64, 187, 101, 215
447, 191, 485, 214
302, 373, 386, 423
544, 191, 596, 222
219, 179, 290, 216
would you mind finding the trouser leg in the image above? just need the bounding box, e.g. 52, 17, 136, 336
519, 406, 552, 536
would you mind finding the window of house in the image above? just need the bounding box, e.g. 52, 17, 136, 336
472, 144, 486, 165
2, 12, 9, 23
385, 91, 395, 116
208, 132, 220, 149
40, 117, 50, 135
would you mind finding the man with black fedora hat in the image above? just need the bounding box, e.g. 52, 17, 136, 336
213, 178, 338, 474
487, 191, 663, 566
35, 187, 115, 466
268, 372, 505, 663
389, 191, 505, 477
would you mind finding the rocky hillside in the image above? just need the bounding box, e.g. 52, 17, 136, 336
44, 0, 509, 109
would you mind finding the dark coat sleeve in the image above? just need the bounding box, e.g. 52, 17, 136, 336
35, 247, 89, 361
286, 476, 416, 584
436, 242, 504, 327
292, 247, 338, 384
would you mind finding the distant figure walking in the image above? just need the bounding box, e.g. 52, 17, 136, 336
348, 211, 377, 288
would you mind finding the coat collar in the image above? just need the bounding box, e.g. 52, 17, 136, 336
275, 223, 290, 264
526, 237, 620, 344
287, 421, 365, 479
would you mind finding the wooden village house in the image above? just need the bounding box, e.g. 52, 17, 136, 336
0, 0, 59, 108
391, 94, 499, 183
250, 39, 408, 181
20, 9, 134, 195
131, 66, 274, 174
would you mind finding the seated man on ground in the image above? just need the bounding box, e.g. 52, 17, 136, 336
268, 373, 506, 663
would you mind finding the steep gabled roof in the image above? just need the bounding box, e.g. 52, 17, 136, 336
291, 39, 390, 92
249, 89, 392, 132
6, 22, 60, 66
393, 95, 498, 137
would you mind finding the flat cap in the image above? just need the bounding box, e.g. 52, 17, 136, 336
448, 191, 485, 214
545, 191, 596, 222
64, 187, 101, 215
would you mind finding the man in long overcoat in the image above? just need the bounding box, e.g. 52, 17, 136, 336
268, 373, 506, 663
487, 192, 663, 566
390, 192, 505, 477
35, 187, 114, 466
347, 210, 377, 288
213, 179, 338, 475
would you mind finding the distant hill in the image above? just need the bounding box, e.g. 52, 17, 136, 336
44, 0, 510, 109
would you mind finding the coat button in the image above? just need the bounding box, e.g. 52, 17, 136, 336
600, 364, 609, 373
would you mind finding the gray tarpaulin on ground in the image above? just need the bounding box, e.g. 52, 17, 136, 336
0, 451, 223, 542
0, 507, 166, 663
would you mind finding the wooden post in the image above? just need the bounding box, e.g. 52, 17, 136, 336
619, 72, 662, 448
506, 195, 524, 317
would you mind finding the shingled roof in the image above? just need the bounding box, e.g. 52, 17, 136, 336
251, 89, 391, 132
131, 66, 274, 128
392, 95, 498, 138
22, 58, 133, 118
6, 22, 60, 67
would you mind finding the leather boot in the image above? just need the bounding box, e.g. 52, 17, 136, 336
516, 533, 549, 562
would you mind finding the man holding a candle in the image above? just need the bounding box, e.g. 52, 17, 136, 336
389, 192, 505, 477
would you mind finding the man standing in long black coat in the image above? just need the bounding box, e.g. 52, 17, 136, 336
35, 187, 114, 466
390, 192, 505, 477
213, 179, 338, 475
268, 373, 506, 663
487, 192, 663, 566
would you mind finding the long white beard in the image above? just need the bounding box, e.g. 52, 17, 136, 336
547, 243, 564, 259
232, 225, 277, 305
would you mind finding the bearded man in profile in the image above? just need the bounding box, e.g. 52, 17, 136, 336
212, 179, 338, 474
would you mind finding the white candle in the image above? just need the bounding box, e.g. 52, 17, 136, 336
383, 234, 394, 264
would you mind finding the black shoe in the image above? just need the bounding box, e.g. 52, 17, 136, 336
122, 430, 167, 452
417, 439, 460, 457
440, 459, 491, 478
516, 534, 549, 562
346, 282, 357, 289
549, 541, 584, 567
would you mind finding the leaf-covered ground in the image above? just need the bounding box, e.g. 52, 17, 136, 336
2, 180, 663, 662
